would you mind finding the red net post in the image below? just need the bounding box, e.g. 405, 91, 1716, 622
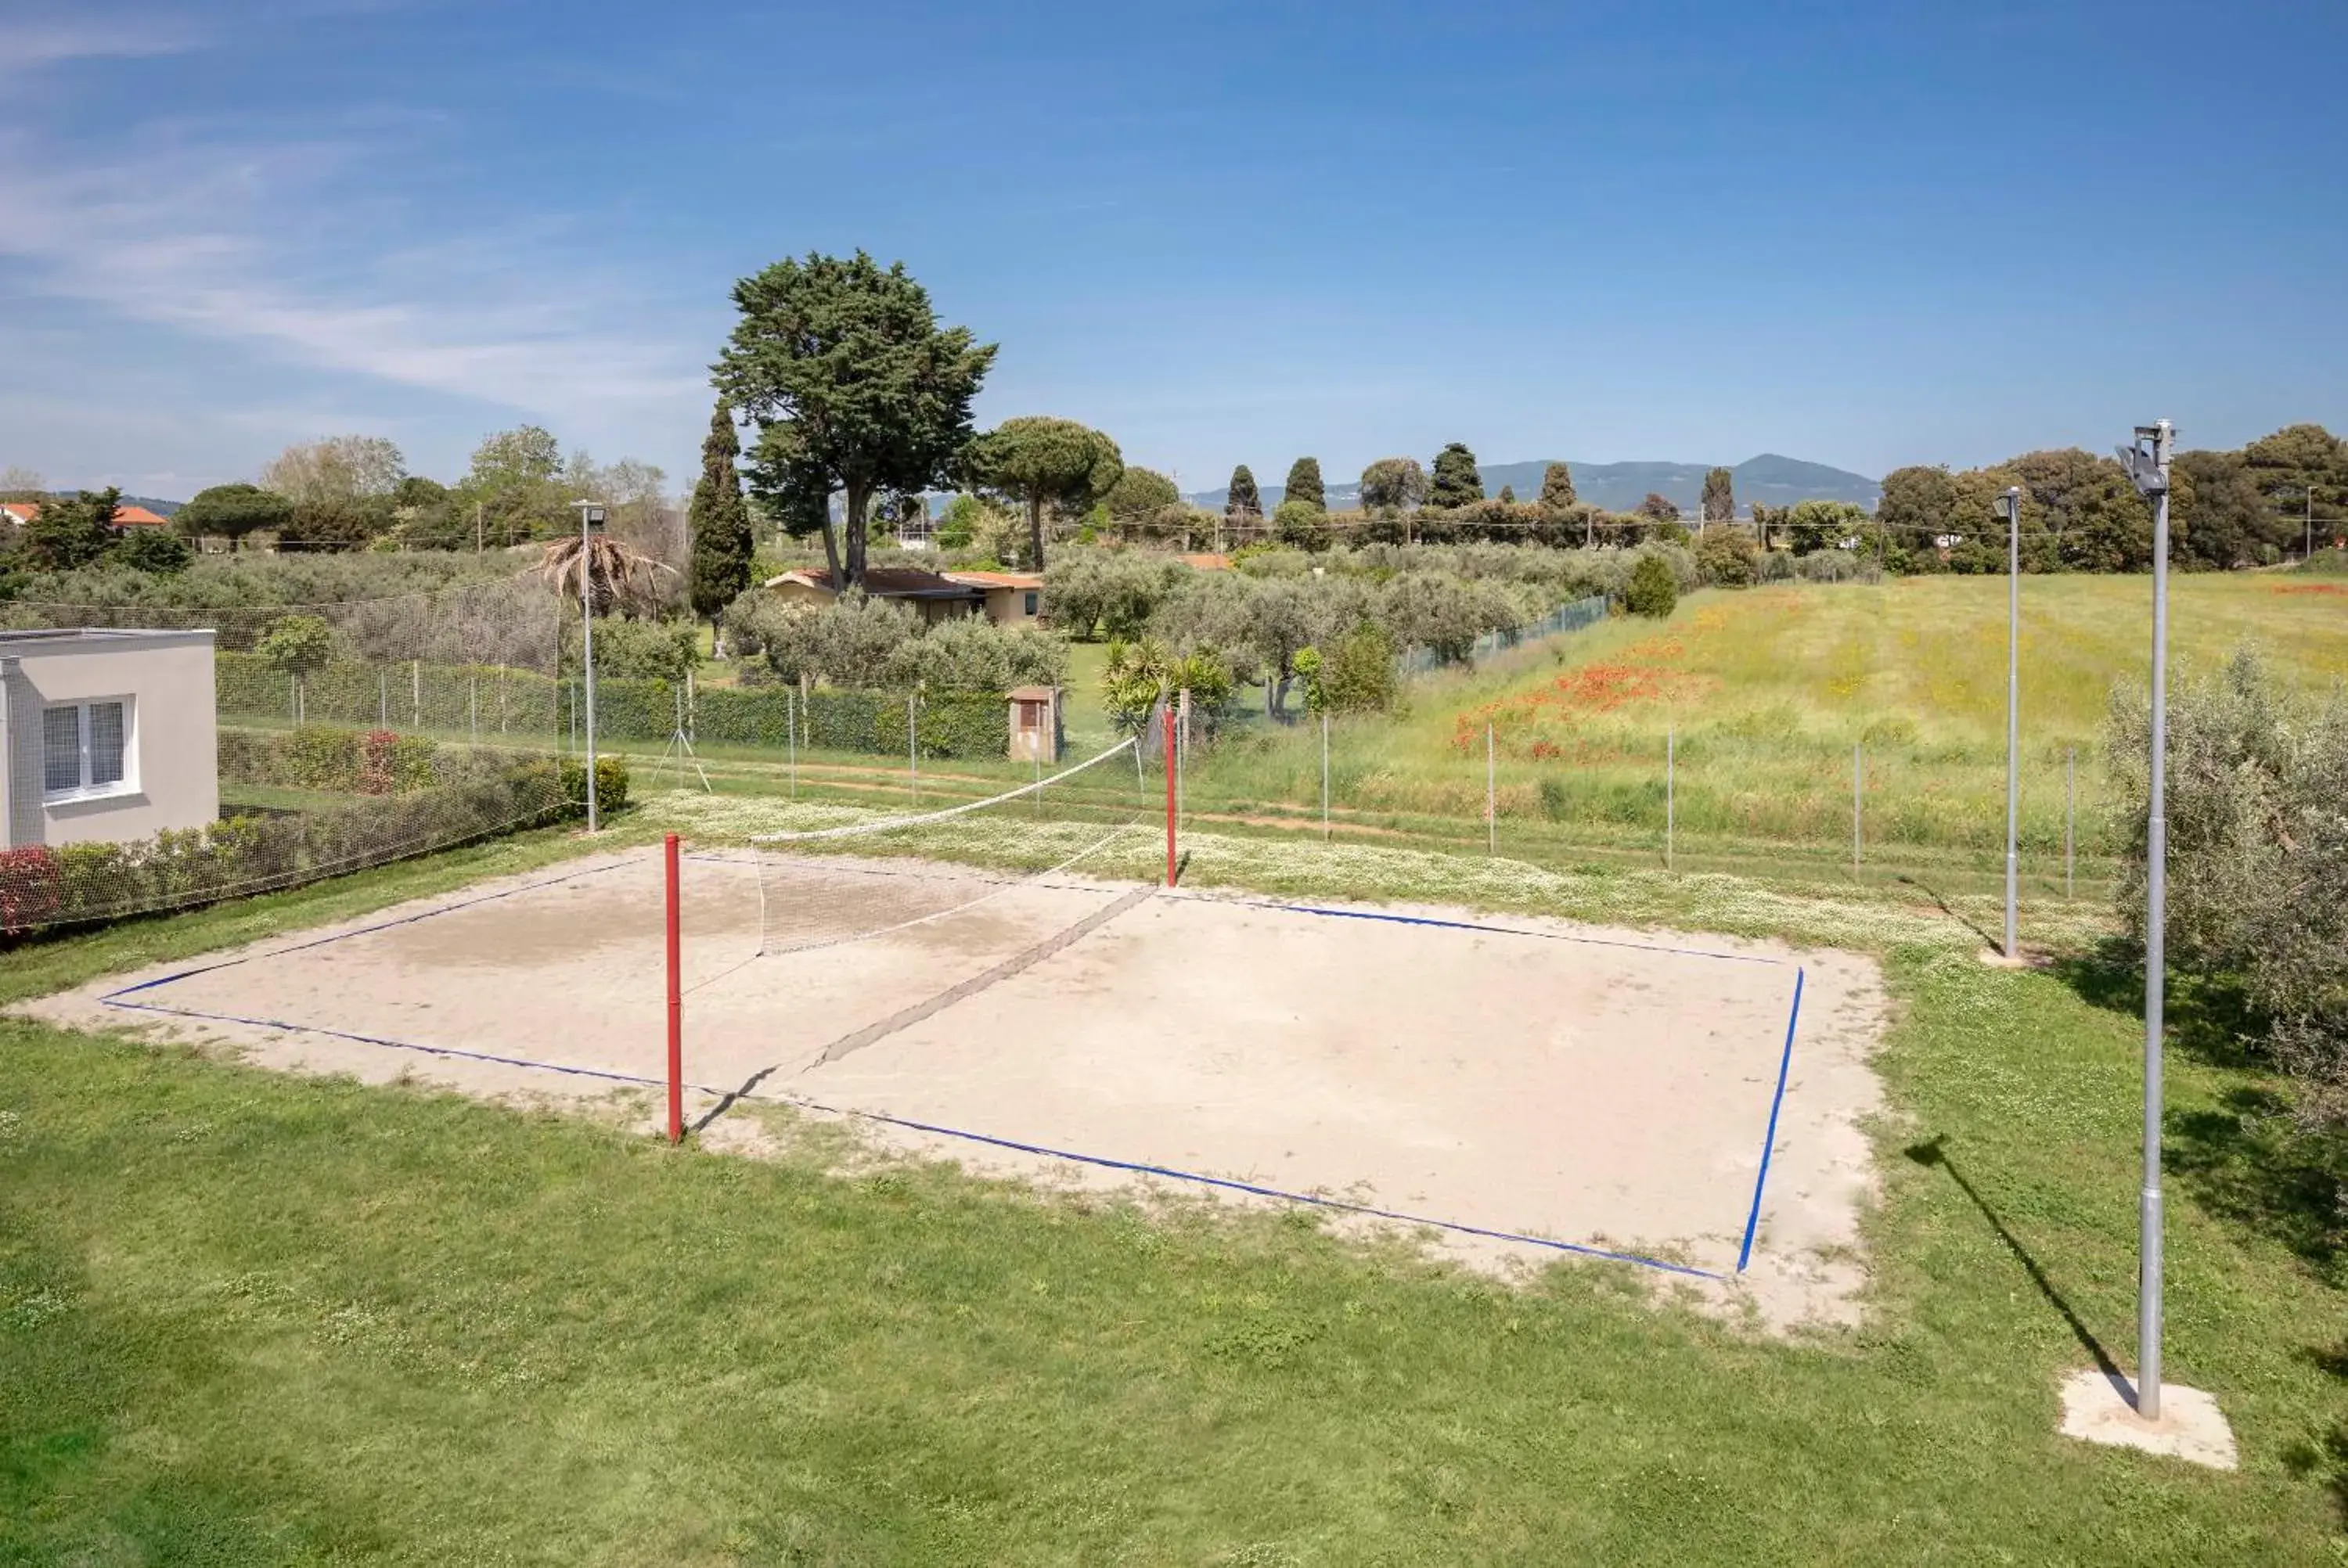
664, 833, 682, 1143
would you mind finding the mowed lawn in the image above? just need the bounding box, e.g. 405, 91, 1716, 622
5, 825, 2348, 1563
1211, 572, 2348, 868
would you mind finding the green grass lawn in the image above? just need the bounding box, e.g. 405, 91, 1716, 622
5, 818, 2347, 1563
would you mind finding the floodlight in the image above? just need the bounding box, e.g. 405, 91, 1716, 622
2118, 424, 2171, 498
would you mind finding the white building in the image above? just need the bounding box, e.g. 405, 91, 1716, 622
1, 628, 219, 848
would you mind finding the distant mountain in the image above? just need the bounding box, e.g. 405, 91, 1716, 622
1187, 454, 1879, 516
8, 492, 185, 516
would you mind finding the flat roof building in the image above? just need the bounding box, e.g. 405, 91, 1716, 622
0, 628, 218, 848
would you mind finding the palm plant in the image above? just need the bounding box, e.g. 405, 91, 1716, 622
529, 531, 676, 618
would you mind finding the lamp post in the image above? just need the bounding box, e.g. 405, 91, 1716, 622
2118, 419, 2173, 1421
2002, 485, 2022, 961
573, 500, 607, 833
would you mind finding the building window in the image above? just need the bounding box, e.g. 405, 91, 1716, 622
1023, 591, 1039, 617
41, 699, 134, 800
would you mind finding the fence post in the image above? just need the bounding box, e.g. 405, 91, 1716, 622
499, 664, 507, 733
411, 660, 420, 728
1322, 712, 1331, 841
1486, 721, 1496, 854
379, 668, 387, 728
1853, 743, 1863, 876
787, 689, 797, 798
686, 668, 695, 742
2065, 746, 2076, 901
1666, 723, 1675, 872
469, 676, 477, 743
908, 693, 918, 806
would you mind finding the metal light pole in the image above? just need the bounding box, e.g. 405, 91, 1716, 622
2119, 419, 2173, 1421
2002, 486, 2022, 960
573, 501, 607, 832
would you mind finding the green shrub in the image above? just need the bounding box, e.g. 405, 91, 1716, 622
2109, 649, 2348, 1124
1538, 775, 1569, 822
1299, 623, 1399, 716
1625, 554, 1679, 618
570, 617, 700, 682
1694, 529, 1758, 588
560, 754, 632, 815
1273, 499, 1332, 552
114, 527, 194, 575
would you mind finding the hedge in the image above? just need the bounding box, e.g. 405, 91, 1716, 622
1, 743, 620, 933
215, 652, 1012, 759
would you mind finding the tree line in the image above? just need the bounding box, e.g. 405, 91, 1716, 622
1876, 425, 2346, 573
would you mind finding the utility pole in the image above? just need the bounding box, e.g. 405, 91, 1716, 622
2002, 485, 2022, 961
2119, 419, 2173, 1422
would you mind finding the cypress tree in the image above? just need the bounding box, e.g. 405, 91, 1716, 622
1539, 462, 1577, 510
1701, 466, 1735, 528
1226, 464, 1262, 523
1284, 456, 1326, 512
1499, 484, 1516, 504
1429, 442, 1484, 509
687, 399, 755, 641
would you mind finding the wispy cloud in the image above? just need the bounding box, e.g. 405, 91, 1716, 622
0, 118, 708, 415
0, 10, 712, 468
0, 13, 210, 75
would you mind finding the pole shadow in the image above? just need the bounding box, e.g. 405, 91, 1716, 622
1892, 875, 1999, 952
1905, 1135, 2127, 1390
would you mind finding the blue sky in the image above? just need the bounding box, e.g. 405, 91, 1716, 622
3, 0, 2341, 500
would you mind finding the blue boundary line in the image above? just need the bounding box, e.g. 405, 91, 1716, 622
101, 858, 640, 1002
92, 993, 1724, 1283
99, 994, 672, 1089
1735, 966, 1806, 1272
1163, 891, 1783, 967
745, 1088, 1724, 1282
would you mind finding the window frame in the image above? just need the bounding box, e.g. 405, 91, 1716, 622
41, 696, 139, 804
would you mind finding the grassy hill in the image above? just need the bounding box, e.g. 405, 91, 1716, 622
1187, 571, 2346, 876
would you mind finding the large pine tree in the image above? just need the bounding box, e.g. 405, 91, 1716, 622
1284, 455, 1326, 512
687, 400, 755, 642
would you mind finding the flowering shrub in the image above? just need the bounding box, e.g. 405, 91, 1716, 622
0, 846, 62, 933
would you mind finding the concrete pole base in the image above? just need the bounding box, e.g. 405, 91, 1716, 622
2058, 1368, 2236, 1469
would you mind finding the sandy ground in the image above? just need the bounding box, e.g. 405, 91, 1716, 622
23, 847, 1886, 1329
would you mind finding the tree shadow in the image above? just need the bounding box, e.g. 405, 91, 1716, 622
2284, 1340, 2348, 1527
2166, 1088, 2348, 1288
2049, 934, 2266, 1072
2051, 937, 2348, 1284
1903, 1135, 2127, 1387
